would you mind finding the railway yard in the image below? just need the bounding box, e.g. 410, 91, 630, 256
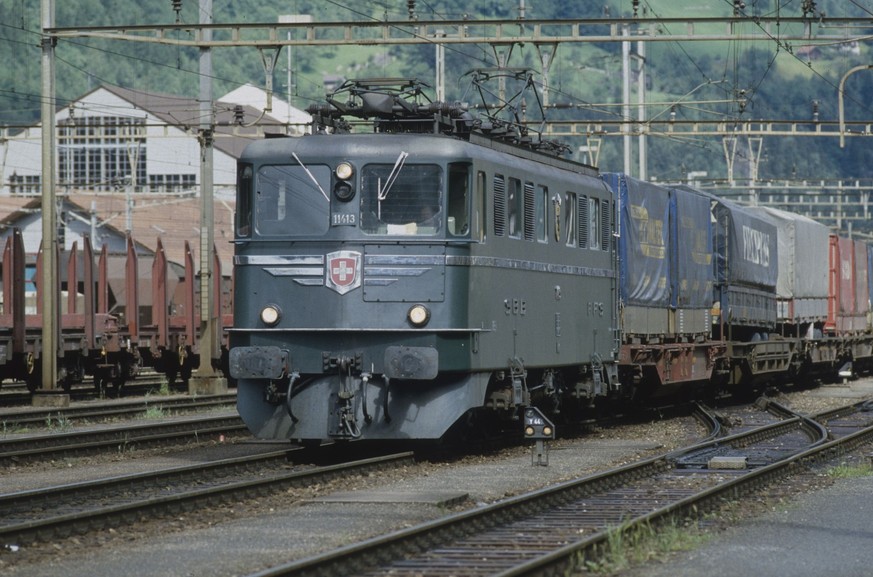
1, 379, 872, 577
5, 3, 873, 576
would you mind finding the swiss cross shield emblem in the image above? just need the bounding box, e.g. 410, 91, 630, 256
325, 251, 362, 295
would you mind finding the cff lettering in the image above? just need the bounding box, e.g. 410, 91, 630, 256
742, 225, 769, 267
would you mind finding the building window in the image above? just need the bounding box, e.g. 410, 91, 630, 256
149, 174, 196, 193
9, 173, 41, 195
58, 116, 147, 191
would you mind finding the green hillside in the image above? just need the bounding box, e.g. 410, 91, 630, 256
2, 0, 872, 193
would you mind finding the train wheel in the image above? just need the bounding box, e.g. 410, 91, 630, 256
61, 364, 83, 394
111, 376, 127, 397
24, 353, 39, 393
94, 375, 108, 398
25, 373, 40, 394
180, 365, 192, 387
298, 439, 323, 452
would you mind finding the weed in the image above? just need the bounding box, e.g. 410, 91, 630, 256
583, 518, 710, 574
146, 377, 171, 397
143, 406, 165, 419
45, 413, 72, 432
1, 420, 28, 436
828, 462, 873, 478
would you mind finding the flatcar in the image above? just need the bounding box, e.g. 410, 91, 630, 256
229, 78, 873, 445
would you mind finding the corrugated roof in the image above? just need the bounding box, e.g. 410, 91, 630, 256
100, 84, 292, 157
67, 192, 235, 274
0, 193, 234, 275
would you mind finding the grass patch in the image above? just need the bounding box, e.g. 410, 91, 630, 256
45, 413, 72, 432
828, 462, 873, 478
146, 377, 171, 397
1, 421, 30, 436
143, 406, 166, 419
583, 518, 711, 574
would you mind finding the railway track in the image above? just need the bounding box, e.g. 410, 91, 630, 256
0, 413, 247, 464
0, 450, 413, 548
243, 399, 873, 577
0, 393, 236, 429
0, 375, 193, 407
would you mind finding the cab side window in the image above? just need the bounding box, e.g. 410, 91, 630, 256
564, 191, 577, 247
535, 184, 548, 243
447, 163, 471, 236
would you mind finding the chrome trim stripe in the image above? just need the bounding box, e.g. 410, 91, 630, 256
238, 253, 613, 279
364, 267, 430, 276
265, 267, 324, 277
447, 255, 615, 278
293, 278, 325, 286
227, 327, 490, 333
365, 255, 445, 266
235, 255, 324, 266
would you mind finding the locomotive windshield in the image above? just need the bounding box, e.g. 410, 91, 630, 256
255, 164, 331, 236
360, 164, 443, 235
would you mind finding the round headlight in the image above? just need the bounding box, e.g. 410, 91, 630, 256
334, 181, 354, 202
260, 304, 281, 326
407, 304, 430, 327
335, 162, 354, 180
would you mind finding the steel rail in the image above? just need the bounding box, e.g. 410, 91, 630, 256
0, 452, 414, 547
500, 406, 873, 577
0, 394, 237, 428
0, 414, 247, 463
244, 401, 864, 577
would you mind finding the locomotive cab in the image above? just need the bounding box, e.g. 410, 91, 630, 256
230, 135, 487, 442
230, 80, 619, 445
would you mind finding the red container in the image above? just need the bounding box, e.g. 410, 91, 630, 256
828, 235, 868, 334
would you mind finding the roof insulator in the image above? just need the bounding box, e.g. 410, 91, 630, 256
171, 0, 183, 23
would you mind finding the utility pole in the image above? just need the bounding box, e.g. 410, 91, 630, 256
636, 35, 647, 181
36, 0, 66, 407
839, 65, 873, 148
278, 14, 313, 119
622, 25, 632, 176
189, 0, 226, 395
435, 29, 446, 101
